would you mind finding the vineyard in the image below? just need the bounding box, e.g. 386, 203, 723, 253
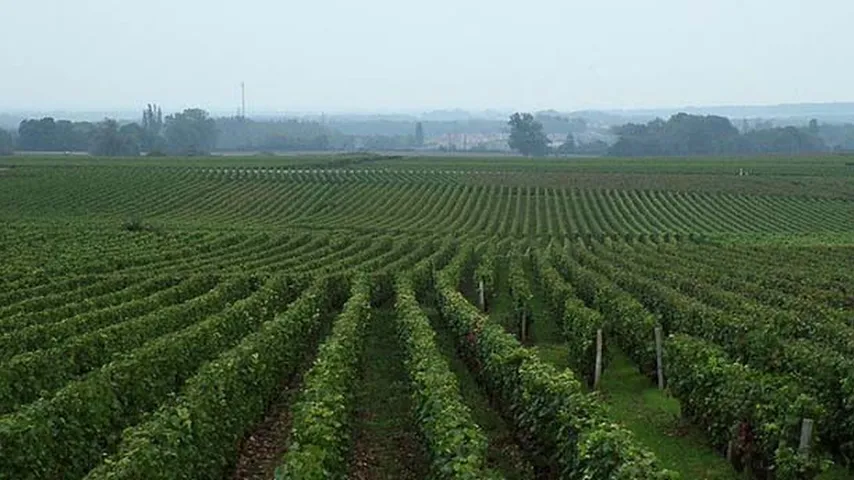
0, 154, 852, 480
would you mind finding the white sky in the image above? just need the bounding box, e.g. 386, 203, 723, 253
1, 0, 852, 113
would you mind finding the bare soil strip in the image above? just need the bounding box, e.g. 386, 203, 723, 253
347, 304, 429, 480
228, 313, 336, 480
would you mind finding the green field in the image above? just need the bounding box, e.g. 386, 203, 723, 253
0, 154, 852, 480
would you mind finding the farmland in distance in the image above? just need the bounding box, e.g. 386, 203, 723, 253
0, 154, 852, 480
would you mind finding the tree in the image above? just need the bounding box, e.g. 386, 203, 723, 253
808, 118, 819, 134
0, 129, 14, 155
142, 104, 164, 152
609, 112, 827, 156
70, 122, 96, 151
508, 113, 549, 156
576, 139, 609, 155
120, 123, 144, 154
164, 108, 217, 155
89, 119, 140, 156
18, 117, 57, 151
17, 117, 93, 151
743, 126, 827, 154
609, 113, 742, 156
555, 133, 576, 155
414, 122, 424, 146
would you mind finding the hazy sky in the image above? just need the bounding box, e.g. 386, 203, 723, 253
1, 0, 852, 113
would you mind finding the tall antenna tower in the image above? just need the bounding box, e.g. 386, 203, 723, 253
240, 82, 246, 120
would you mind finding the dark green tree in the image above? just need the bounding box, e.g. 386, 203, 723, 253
610, 113, 740, 156
576, 139, 609, 155
609, 113, 826, 156
142, 104, 164, 152
90, 119, 140, 156
17, 117, 93, 151
743, 126, 827, 154
120, 123, 145, 153
414, 121, 424, 146
70, 122, 96, 151
0, 129, 14, 155
164, 108, 217, 155
555, 133, 576, 155
808, 118, 819, 134
508, 113, 549, 156
18, 117, 57, 151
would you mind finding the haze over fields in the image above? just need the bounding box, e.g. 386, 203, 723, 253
2, 2, 854, 478
1, 0, 853, 113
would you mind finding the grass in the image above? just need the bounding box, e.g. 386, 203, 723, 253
521, 272, 749, 479
521, 261, 744, 479
595, 351, 853, 480
599, 351, 743, 480
526, 267, 573, 369
453, 257, 854, 479
347, 305, 428, 480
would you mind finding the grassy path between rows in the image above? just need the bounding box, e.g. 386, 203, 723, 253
520, 264, 741, 479
346, 304, 429, 480
600, 350, 852, 480
521, 260, 853, 480
599, 351, 742, 480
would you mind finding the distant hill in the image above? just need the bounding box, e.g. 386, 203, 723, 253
579, 102, 854, 125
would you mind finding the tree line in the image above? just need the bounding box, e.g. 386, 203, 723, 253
609, 113, 827, 156
507, 111, 832, 157
0, 105, 217, 156
0, 107, 427, 156
0, 108, 846, 157
215, 118, 428, 152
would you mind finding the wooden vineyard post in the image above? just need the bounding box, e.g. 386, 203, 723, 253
799, 418, 814, 454
726, 422, 739, 463
593, 329, 604, 390
478, 280, 485, 312
520, 311, 527, 343
654, 326, 664, 390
